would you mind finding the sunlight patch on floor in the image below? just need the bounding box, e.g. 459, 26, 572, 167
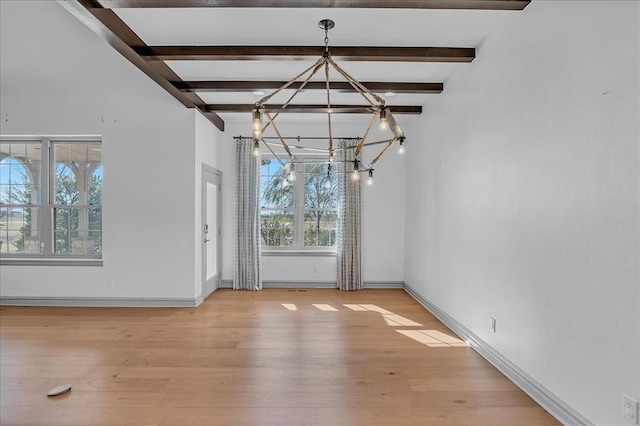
313, 304, 339, 311
342, 304, 368, 311
353, 304, 393, 314
382, 314, 422, 327
281, 304, 298, 311
397, 329, 468, 348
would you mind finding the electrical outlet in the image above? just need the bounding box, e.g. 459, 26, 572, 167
106, 278, 114, 288
624, 394, 639, 424
490, 317, 496, 333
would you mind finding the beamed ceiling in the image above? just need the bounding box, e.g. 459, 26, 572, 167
59, 0, 530, 131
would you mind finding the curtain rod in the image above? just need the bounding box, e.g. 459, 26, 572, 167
234, 135, 392, 147
234, 136, 361, 141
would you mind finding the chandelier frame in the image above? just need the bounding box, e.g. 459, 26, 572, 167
251, 19, 406, 182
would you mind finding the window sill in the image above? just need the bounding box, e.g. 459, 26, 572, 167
0, 258, 103, 267
262, 250, 336, 257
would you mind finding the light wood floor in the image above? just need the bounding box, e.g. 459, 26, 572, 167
0, 289, 560, 426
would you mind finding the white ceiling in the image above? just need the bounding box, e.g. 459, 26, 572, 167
114, 8, 511, 46
113, 7, 514, 125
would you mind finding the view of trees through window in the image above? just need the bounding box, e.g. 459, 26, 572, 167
0, 140, 102, 256
260, 158, 337, 249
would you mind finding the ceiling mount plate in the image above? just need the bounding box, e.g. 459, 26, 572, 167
318, 19, 335, 31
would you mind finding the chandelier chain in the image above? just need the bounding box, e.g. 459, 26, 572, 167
324, 61, 333, 159
324, 26, 329, 52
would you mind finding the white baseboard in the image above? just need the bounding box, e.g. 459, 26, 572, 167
264, 281, 336, 288
0, 296, 200, 308
403, 282, 593, 426
221, 280, 403, 289
364, 281, 403, 289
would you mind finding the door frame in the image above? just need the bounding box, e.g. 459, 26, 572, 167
202, 164, 222, 300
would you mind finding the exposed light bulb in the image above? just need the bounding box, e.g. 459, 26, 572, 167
252, 140, 260, 157
324, 168, 332, 189
288, 162, 296, 181
351, 160, 360, 181
324, 165, 332, 189
398, 137, 406, 155
252, 109, 262, 141
366, 169, 374, 186
379, 108, 388, 131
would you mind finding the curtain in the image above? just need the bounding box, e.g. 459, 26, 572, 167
233, 138, 262, 290
336, 140, 363, 291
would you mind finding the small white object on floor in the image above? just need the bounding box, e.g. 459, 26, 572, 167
47, 384, 72, 397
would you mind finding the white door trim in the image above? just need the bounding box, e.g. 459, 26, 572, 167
202, 164, 222, 300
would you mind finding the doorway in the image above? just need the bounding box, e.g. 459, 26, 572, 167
202, 165, 222, 299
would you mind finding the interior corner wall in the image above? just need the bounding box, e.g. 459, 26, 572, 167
0, 1, 198, 301
638, 0, 640, 404
403, 1, 639, 424
218, 120, 405, 285
194, 111, 222, 299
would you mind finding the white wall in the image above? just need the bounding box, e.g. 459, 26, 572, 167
219, 119, 405, 285
0, 1, 200, 300
404, 1, 639, 425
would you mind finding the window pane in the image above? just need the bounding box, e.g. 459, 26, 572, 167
0, 142, 42, 205
304, 209, 337, 247
88, 208, 102, 254
260, 159, 293, 209
54, 206, 101, 255
261, 210, 294, 247
53, 143, 102, 205
0, 207, 40, 254
54, 207, 77, 254
90, 165, 103, 205
1, 139, 102, 259
304, 162, 337, 209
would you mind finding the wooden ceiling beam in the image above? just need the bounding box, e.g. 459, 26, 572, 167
139, 46, 474, 63
207, 104, 422, 114
97, 0, 530, 10
57, 0, 225, 131
177, 81, 443, 94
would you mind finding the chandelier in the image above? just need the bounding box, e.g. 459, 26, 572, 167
251, 19, 406, 186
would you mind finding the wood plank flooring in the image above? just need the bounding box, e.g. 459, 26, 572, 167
0, 289, 560, 425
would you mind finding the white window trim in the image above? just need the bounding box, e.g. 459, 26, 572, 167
261, 155, 337, 254
0, 135, 103, 264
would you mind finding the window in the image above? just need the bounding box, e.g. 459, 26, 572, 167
260, 157, 337, 251
0, 137, 102, 261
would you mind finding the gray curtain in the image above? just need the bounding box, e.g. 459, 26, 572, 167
233, 138, 262, 290
336, 140, 363, 291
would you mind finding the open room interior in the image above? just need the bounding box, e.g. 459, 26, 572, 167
0, 1, 638, 425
